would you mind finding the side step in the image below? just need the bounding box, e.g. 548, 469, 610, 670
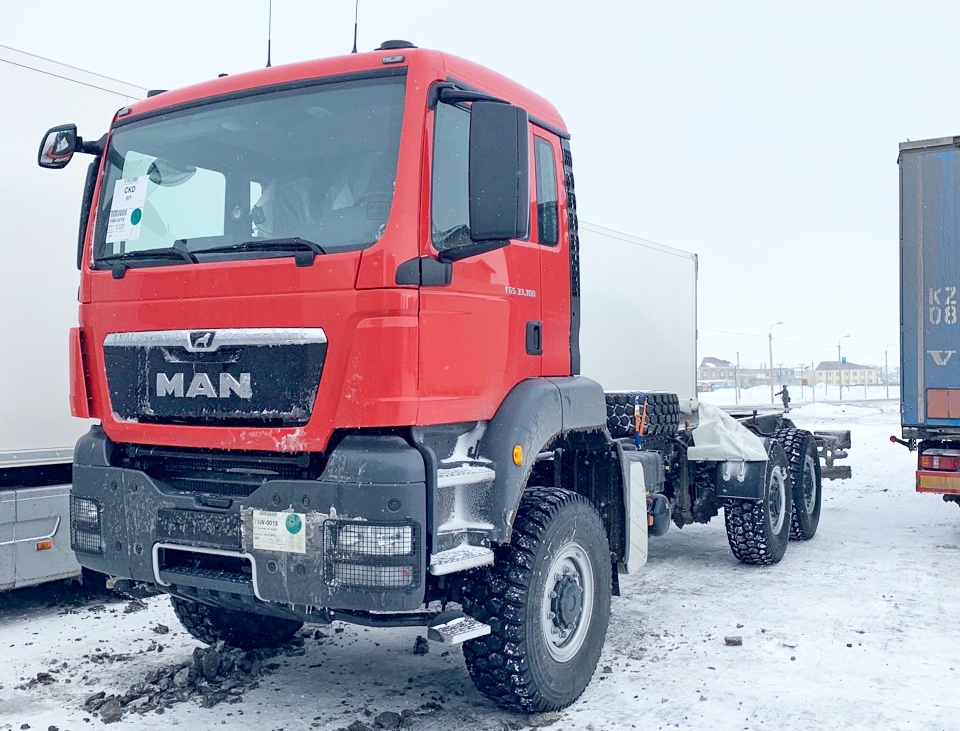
428, 610, 491, 645
428, 544, 494, 575
437, 464, 495, 488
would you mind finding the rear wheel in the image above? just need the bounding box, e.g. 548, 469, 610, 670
773, 428, 822, 540
170, 597, 303, 649
723, 441, 792, 565
461, 487, 611, 712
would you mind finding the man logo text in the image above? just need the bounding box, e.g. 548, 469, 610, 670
156, 373, 252, 399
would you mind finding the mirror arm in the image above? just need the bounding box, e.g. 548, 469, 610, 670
432, 83, 506, 108
437, 238, 509, 263
79, 136, 104, 156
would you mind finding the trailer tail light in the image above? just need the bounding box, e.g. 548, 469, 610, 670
70, 496, 103, 554
69, 327, 92, 418
919, 450, 960, 471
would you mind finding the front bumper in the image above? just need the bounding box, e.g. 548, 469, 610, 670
70, 427, 427, 612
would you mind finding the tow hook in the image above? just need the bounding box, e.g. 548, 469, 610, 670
889, 436, 917, 451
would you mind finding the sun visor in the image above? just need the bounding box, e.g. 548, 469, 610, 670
687, 403, 768, 462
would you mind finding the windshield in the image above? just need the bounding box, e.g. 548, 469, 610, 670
93, 74, 405, 266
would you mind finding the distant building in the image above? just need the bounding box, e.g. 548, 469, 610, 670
698, 357, 735, 380
814, 361, 880, 386
697, 357, 769, 390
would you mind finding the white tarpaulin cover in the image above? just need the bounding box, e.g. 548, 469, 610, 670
687, 402, 768, 462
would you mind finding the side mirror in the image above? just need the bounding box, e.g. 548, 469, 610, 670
38, 124, 79, 169
468, 101, 529, 242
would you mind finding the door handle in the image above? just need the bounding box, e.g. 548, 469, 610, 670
526, 321, 543, 355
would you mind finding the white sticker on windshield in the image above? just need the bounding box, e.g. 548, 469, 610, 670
105, 176, 149, 243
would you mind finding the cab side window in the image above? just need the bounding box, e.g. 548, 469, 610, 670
431, 104, 471, 251
534, 136, 559, 246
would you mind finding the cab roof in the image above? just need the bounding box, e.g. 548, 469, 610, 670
117, 45, 568, 137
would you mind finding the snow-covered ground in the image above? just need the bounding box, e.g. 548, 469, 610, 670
2, 400, 957, 731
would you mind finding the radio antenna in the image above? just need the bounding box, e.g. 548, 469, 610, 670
351, 0, 359, 53
266, 0, 273, 67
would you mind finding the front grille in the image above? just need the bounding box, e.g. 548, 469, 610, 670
103, 330, 326, 427
115, 444, 322, 498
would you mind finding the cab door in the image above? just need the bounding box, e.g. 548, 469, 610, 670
417, 101, 541, 426
532, 132, 572, 377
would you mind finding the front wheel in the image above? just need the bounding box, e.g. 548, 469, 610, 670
461, 487, 612, 712
170, 596, 303, 649
723, 440, 792, 565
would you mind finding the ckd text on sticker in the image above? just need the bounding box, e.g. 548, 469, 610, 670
105, 176, 148, 244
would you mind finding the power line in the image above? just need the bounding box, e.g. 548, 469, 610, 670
701, 327, 896, 356
0, 56, 143, 98
699, 327, 766, 339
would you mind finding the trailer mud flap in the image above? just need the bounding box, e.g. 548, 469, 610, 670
714, 460, 767, 500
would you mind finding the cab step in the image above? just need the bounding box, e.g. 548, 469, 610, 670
427, 610, 491, 645
427, 544, 494, 575
437, 464, 495, 488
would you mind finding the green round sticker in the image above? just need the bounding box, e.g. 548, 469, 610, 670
130, 208, 142, 225
285, 514, 302, 534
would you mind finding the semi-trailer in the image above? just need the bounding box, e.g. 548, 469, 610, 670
0, 46, 144, 591
896, 135, 960, 505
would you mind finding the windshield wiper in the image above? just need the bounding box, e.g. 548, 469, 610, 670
98, 245, 198, 279
195, 237, 327, 267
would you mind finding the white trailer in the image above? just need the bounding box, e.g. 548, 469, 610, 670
578, 221, 698, 408
0, 45, 144, 590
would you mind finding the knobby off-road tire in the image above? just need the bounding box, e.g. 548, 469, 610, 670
461, 487, 612, 712
605, 391, 681, 438
170, 596, 303, 649
773, 428, 822, 540
723, 441, 792, 565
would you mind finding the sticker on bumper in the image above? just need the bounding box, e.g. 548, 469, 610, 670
250, 509, 306, 553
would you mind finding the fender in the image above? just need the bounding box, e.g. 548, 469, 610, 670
476, 376, 607, 541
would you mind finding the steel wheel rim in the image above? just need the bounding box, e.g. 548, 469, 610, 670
768, 467, 786, 533
540, 541, 595, 663
802, 455, 818, 513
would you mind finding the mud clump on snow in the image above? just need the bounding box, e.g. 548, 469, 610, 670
82, 636, 306, 722
527, 712, 564, 727
14, 671, 57, 690
331, 699, 450, 731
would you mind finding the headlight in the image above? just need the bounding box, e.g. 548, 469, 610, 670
335, 523, 413, 556
331, 562, 415, 588
323, 520, 420, 590
70, 496, 103, 554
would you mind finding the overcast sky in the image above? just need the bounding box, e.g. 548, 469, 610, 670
5, 0, 955, 370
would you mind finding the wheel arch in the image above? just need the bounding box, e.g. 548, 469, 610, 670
476, 377, 608, 542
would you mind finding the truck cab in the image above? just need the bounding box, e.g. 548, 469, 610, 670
43, 42, 616, 712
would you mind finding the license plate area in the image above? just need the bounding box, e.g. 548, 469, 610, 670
157, 508, 240, 549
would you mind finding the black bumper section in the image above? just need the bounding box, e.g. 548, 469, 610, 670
71, 427, 427, 612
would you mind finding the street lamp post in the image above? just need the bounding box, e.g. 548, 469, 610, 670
838, 334, 850, 401
769, 321, 783, 405
884, 344, 894, 400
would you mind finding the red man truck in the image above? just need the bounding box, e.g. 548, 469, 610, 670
39, 41, 847, 711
